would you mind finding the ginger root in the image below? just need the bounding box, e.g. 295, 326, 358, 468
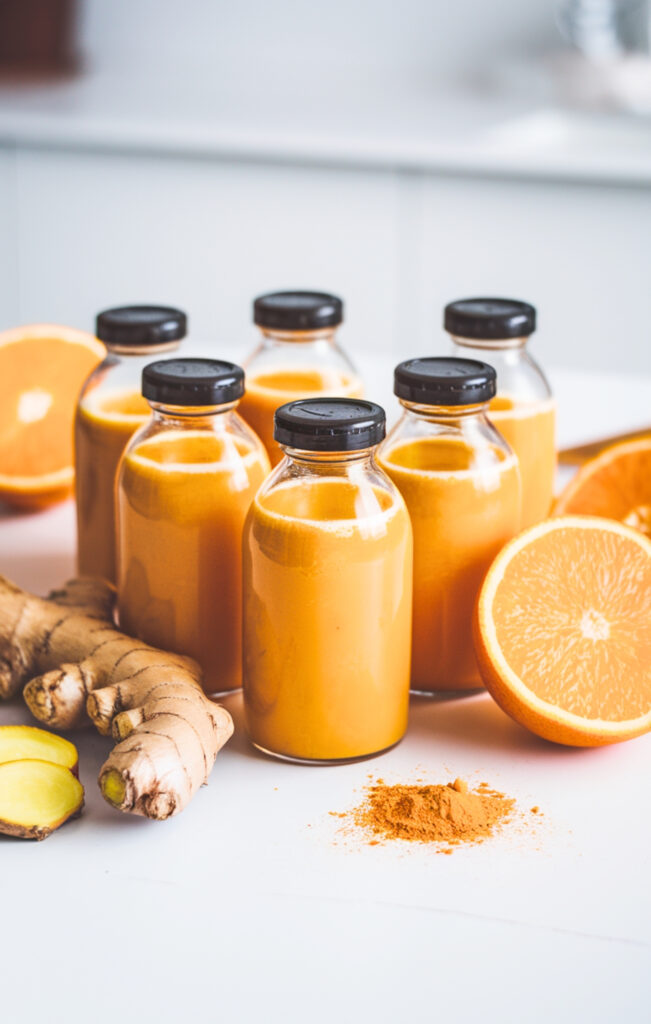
0, 759, 84, 840
0, 575, 233, 820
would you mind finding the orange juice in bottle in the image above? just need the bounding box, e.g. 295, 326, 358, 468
378, 358, 521, 695
445, 298, 555, 528
75, 305, 187, 583
243, 398, 412, 762
117, 358, 269, 695
239, 291, 362, 467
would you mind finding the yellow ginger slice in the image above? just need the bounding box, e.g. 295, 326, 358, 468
0, 725, 78, 774
0, 759, 84, 840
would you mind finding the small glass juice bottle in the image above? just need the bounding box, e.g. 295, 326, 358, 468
117, 358, 270, 695
75, 305, 186, 583
243, 398, 412, 762
378, 358, 521, 695
239, 291, 363, 468
444, 297, 555, 528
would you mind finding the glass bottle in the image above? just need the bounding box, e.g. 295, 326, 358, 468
117, 358, 270, 696
75, 305, 186, 584
378, 357, 521, 696
239, 291, 363, 468
445, 298, 555, 528
243, 398, 412, 763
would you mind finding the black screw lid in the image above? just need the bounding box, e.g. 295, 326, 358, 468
394, 357, 496, 407
96, 305, 187, 348
142, 358, 244, 407
254, 291, 343, 331
444, 298, 536, 340
274, 398, 385, 452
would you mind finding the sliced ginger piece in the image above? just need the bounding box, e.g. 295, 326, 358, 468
0, 725, 78, 774
0, 759, 84, 840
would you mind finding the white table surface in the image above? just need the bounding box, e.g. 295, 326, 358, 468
1, 362, 650, 1024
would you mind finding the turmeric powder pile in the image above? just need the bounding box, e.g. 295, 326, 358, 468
343, 777, 516, 851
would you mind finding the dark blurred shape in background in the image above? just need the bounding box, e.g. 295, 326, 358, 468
0, 0, 78, 79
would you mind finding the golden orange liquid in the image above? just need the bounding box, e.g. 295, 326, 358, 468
75, 389, 151, 583
243, 477, 412, 760
489, 396, 556, 528
239, 369, 363, 467
118, 427, 270, 694
379, 437, 520, 692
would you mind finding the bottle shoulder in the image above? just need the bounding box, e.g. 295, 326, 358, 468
80, 342, 187, 403
381, 410, 512, 462
449, 341, 552, 402
378, 412, 522, 511
250, 454, 407, 534
77, 354, 153, 422
243, 333, 359, 383
120, 410, 269, 480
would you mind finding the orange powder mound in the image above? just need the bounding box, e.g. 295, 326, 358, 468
345, 778, 516, 849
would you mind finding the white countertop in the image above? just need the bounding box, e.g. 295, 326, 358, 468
2, 70, 651, 184
1, 363, 650, 1024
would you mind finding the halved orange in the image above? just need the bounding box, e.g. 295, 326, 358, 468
555, 437, 651, 536
474, 516, 651, 747
0, 324, 105, 508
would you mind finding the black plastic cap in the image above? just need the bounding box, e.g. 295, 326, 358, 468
274, 398, 385, 452
96, 305, 187, 347
142, 358, 244, 407
444, 298, 536, 340
394, 357, 496, 407
254, 291, 343, 331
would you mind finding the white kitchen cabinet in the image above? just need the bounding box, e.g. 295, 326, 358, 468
1, 140, 650, 374
411, 172, 651, 370
11, 147, 400, 358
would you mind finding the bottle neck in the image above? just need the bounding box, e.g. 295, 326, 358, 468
105, 339, 182, 358
449, 333, 529, 352
399, 399, 490, 423
281, 446, 376, 468
259, 327, 338, 346
148, 400, 239, 424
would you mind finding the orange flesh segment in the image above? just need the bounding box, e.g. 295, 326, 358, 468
556, 440, 651, 536
491, 524, 651, 721
0, 335, 102, 477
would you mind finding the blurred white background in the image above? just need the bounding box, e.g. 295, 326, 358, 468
79, 0, 556, 84
0, 0, 650, 372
